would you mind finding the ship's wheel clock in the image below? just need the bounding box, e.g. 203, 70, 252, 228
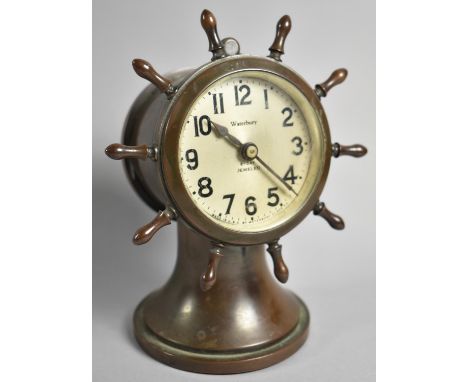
105, 9, 367, 374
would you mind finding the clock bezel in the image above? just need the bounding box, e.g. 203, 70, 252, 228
160, 55, 331, 246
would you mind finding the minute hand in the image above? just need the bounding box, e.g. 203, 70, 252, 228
211, 121, 298, 196
254, 155, 298, 196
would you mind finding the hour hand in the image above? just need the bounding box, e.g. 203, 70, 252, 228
211, 121, 243, 148
211, 121, 297, 196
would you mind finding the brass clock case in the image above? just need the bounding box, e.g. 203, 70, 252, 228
161, 55, 332, 246
104, 9, 368, 374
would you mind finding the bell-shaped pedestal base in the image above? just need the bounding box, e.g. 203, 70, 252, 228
133, 222, 309, 374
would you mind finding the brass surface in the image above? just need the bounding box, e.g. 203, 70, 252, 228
132, 209, 172, 245
117, 57, 320, 374
161, 55, 332, 246
122, 68, 195, 213
200, 9, 226, 60
332, 143, 368, 158
132, 59, 174, 96
133, 222, 309, 373
268, 15, 292, 61
315, 68, 348, 98
267, 241, 289, 283
313, 201, 345, 230
199, 244, 223, 291
103, 9, 369, 374
105, 143, 149, 160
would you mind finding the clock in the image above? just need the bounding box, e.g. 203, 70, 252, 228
165, 58, 331, 246
105, 9, 367, 374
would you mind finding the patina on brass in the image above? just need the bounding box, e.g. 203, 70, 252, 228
315, 68, 348, 98
103, 8, 368, 374
313, 201, 345, 230
114, 63, 313, 372
199, 243, 223, 291
332, 142, 368, 158
132, 208, 173, 245
105, 143, 151, 160
201, 9, 226, 60
161, 55, 332, 246
268, 15, 292, 61
132, 59, 175, 97
133, 221, 309, 374
267, 240, 289, 283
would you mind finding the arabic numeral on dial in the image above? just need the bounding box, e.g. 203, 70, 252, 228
291, 136, 303, 155
267, 187, 279, 207
245, 196, 257, 216
234, 85, 252, 106
198, 177, 213, 197
223, 194, 235, 214
212, 93, 224, 114
283, 165, 298, 184
282, 107, 294, 127
185, 149, 198, 170
193, 115, 212, 137
263, 89, 269, 109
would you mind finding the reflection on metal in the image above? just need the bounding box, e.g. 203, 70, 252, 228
104, 7, 368, 375
235, 301, 258, 331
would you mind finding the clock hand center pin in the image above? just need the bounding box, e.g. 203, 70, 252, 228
104, 8, 370, 373
211, 121, 298, 196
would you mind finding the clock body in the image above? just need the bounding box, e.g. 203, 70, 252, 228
105, 9, 368, 374
123, 55, 331, 246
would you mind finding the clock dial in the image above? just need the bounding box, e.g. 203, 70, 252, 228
177, 70, 326, 233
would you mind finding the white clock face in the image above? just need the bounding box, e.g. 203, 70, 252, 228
177, 70, 326, 233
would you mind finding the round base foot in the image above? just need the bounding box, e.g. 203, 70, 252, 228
133, 294, 310, 374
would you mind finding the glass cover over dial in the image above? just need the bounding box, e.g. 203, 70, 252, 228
178, 70, 326, 233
